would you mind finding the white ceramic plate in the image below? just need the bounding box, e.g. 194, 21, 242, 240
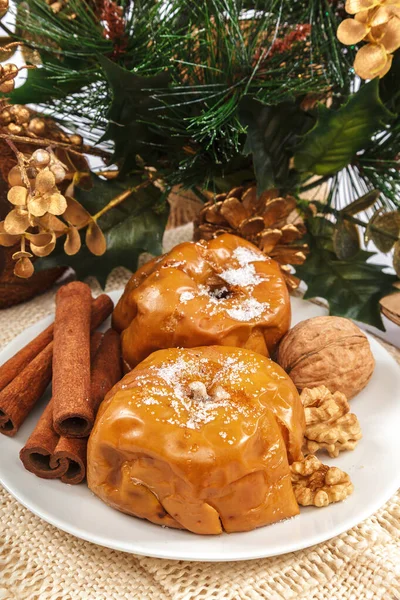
1, 290, 400, 562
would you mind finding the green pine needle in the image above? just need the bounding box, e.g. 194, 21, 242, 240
12, 0, 358, 188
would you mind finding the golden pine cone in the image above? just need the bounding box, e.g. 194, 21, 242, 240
194, 185, 308, 291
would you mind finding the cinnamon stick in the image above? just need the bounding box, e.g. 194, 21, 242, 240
90, 331, 104, 362
0, 343, 53, 437
52, 282, 92, 438
19, 401, 90, 484
0, 293, 113, 395
56, 330, 120, 483
54, 436, 88, 484
20, 330, 121, 484
90, 328, 122, 417
19, 401, 67, 479
90, 294, 114, 331
0, 293, 113, 437
0, 326, 53, 394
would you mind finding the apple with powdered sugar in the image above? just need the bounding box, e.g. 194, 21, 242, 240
112, 234, 291, 370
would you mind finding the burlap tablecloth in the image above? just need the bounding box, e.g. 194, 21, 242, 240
1, 224, 399, 600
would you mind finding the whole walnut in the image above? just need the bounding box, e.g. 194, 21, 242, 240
277, 316, 375, 399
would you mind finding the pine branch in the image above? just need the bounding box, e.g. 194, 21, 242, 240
0, 132, 111, 159
12, 0, 357, 188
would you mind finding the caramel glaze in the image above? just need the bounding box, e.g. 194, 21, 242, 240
112, 234, 291, 370
87, 346, 305, 535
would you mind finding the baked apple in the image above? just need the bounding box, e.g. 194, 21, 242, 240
87, 346, 305, 534
113, 234, 291, 369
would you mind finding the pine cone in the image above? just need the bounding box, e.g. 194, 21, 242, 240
194, 185, 308, 290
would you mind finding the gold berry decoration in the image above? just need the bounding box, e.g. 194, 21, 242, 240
0, 105, 51, 140
0, 63, 18, 93
69, 133, 83, 146
28, 117, 47, 136
337, 0, 400, 79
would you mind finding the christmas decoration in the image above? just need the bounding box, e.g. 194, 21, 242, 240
337, 0, 400, 79
194, 185, 307, 291
0, 142, 67, 306
0, 0, 396, 327
0, 142, 107, 277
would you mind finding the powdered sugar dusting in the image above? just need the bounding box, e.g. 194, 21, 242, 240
219, 263, 261, 287
218, 245, 268, 288
142, 397, 159, 405
180, 291, 195, 303
197, 285, 219, 304
160, 242, 271, 324
185, 391, 231, 430
194, 281, 271, 322
226, 297, 270, 321
232, 246, 266, 266
129, 351, 263, 438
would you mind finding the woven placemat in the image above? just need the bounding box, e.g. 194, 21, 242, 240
1, 224, 399, 600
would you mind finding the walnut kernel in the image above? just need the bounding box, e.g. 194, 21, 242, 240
301, 385, 362, 458
290, 454, 354, 507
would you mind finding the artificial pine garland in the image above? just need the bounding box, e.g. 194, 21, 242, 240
0, 0, 399, 328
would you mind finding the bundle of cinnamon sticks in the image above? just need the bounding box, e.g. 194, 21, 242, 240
0, 282, 122, 485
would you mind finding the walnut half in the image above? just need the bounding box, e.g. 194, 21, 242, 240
291, 454, 354, 508
301, 385, 362, 458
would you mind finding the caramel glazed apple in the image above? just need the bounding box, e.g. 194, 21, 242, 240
112, 234, 291, 370
87, 346, 305, 534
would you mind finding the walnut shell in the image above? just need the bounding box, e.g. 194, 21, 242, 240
277, 316, 374, 399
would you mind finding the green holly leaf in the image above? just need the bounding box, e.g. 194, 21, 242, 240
239, 98, 313, 194
294, 80, 393, 176
36, 173, 169, 287
296, 217, 398, 330
99, 56, 170, 172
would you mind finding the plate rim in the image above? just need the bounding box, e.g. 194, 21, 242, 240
1, 291, 400, 562
2, 463, 400, 562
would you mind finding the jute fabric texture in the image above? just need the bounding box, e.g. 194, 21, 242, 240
1, 224, 399, 600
